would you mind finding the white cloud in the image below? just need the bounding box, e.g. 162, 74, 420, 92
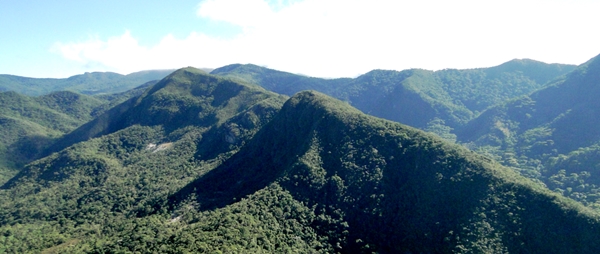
54, 0, 600, 77
53, 31, 241, 74
197, 0, 274, 28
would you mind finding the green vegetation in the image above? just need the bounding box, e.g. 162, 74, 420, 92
3, 73, 599, 252
171, 91, 600, 253
0, 90, 109, 184
1, 56, 599, 253
212, 60, 575, 130
0, 69, 173, 96
458, 53, 600, 208
0, 73, 168, 184
0, 67, 288, 253
210, 63, 352, 96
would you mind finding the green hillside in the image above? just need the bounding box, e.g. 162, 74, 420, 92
210, 63, 351, 96
0, 69, 174, 96
458, 53, 600, 206
2, 72, 599, 252
0, 67, 288, 253
0, 91, 107, 184
212, 60, 575, 132
172, 91, 600, 253
45, 67, 286, 155
437, 59, 575, 113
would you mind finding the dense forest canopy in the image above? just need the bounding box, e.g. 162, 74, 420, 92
1, 55, 600, 253
212, 59, 575, 129
457, 53, 600, 207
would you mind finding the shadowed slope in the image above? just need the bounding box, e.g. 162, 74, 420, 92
212, 61, 575, 132
459, 53, 600, 153
174, 90, 600, 253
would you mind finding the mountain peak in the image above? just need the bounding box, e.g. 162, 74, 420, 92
484, 58, 576, 85
171, 90, 600, 253
286, 90, 349, 110
163, 66, 209, 80
210, 63, 267, 75
281, 90, 364, 126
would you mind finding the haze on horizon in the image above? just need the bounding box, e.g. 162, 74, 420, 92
1, 0, 599, 79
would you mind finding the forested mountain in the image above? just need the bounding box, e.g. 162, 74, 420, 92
2, 67, 600, 253
0, 82, 164, 184
457, 53, 600, 207
210, 63, 352, 96
0, 67, 288, 252
43, 67, 285, 156
171, 90, 600, 253
0, 91, 108, 184
212, 60, 575, 132
0, 69, 174, 96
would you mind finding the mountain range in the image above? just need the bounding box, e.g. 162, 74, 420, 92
458, 54, 600, 206
0, 55, 599, 253
0, 69, 174, 96
212, 59, 575, 129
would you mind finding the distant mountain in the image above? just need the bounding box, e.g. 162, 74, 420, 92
212, 60, 575, 132
2, 55, 598, 253
457, 53, 600, 206
211, 63, 351, 96
2, 67, 599, 252
459, 54, 600, 154
0, 69, 174, 96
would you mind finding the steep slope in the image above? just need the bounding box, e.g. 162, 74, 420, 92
0, 115, 57, 184
45, 67, 286, 155
459, 54, 600, 154
0, 91, 106, 184
172, 91, 600, 253
2, 84, 599, 253
339, 69, 470, 128
436, 59, 576, 113
0, 91, 103, 132
0, 68, 287, 253
0, 69, 173, 96
457, 53, 600, 205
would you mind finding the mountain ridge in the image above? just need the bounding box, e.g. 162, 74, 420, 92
44, 67, 285, 157
172, 90, 600, 253
1, 59, 600, 252
455, 53, 600, 206
0, 69, 175, 96
211, 59, 576, 131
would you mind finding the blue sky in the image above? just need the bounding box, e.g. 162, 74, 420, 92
2, 0, 600, 78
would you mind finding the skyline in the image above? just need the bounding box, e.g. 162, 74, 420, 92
1, 0, 599, 79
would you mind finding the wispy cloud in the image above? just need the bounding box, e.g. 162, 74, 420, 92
53, 31, 238, 74
53, 0, 600, 77
197, 0, 275, 28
